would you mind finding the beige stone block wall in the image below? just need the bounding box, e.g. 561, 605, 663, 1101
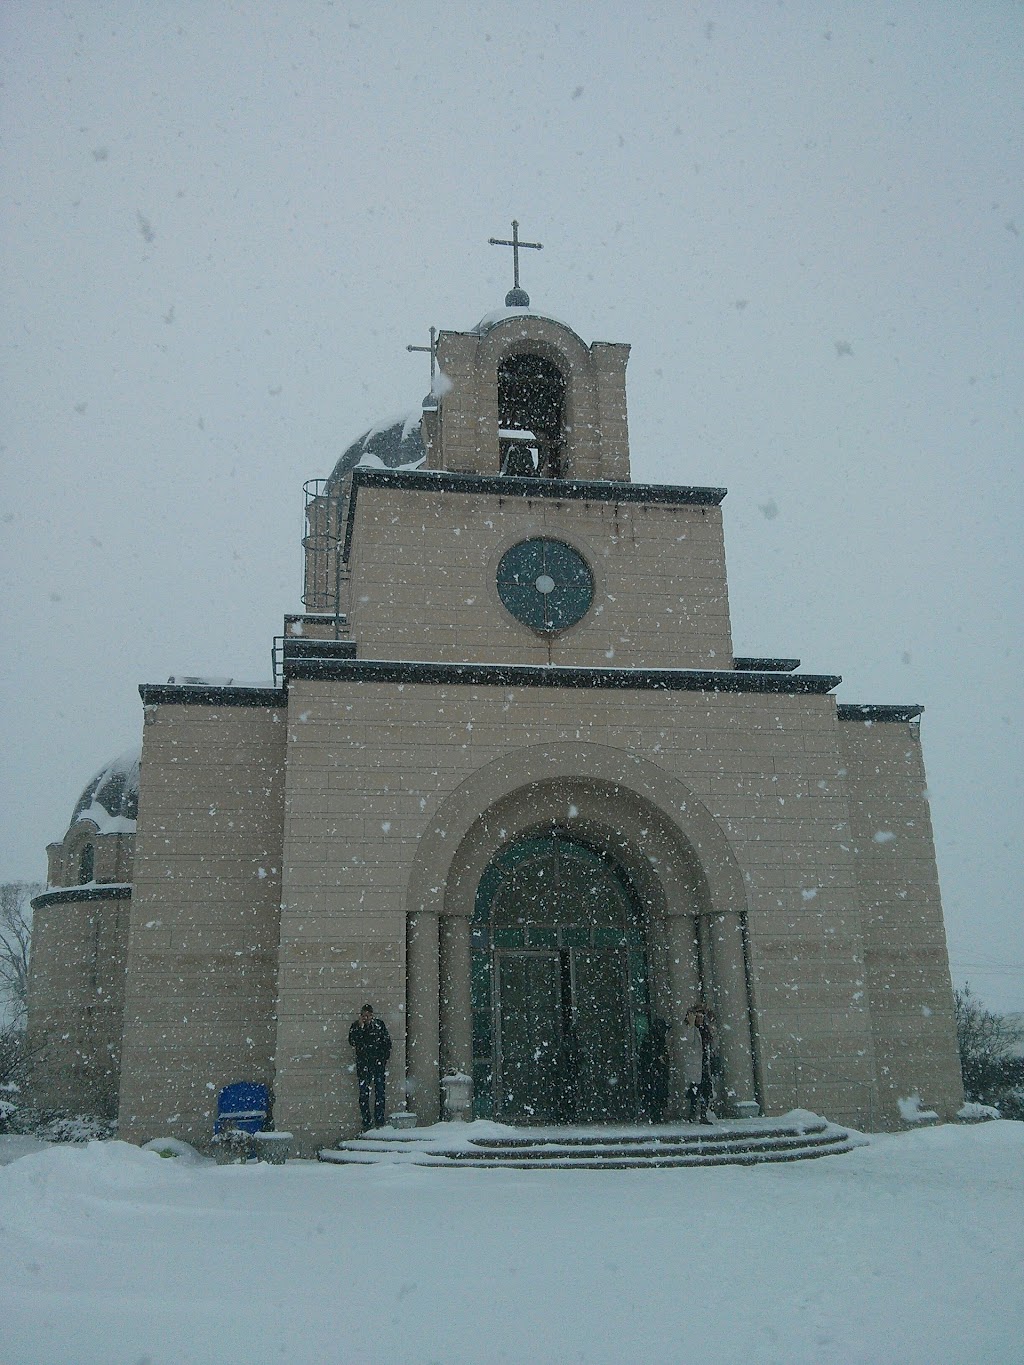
592, 343, 631, 481
45, 841, 63, 887
433, 332, 479, 474
95, 833, 134, 884
347, 487, 734, 669
118, 702, 286, 1147
700, 700, 878, 1127
838, 718, 963, 1123
26, 896, 129, 1118
626, 690, 880, 1127
273, 904, 406, 1152
277, 680, 887, 1141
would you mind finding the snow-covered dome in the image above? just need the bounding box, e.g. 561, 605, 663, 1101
328, 411, 426, 488
70, 748, 141, 834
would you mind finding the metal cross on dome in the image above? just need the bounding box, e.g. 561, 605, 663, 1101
488, 220, 543, 304
406, 325, 438, 382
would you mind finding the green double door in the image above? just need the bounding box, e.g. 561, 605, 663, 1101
472, 833, 650, 1124
495, 946, 636, 1123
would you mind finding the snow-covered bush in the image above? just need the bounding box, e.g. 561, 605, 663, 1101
0, 1083, 19, 1132
995, 1085, 1024, 1122
35, 1113, 117, 1144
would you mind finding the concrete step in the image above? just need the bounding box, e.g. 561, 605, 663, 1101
319, 1114, 864, 1170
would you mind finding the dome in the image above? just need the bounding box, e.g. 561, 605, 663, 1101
328, 410, 426, 488
70, 747, 141, 833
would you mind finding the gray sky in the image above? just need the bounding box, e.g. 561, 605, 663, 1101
2, 2, 1021, 1010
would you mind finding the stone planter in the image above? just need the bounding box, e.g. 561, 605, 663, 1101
388, 1112, 418, 1130
442, 1073, 473, 1121
252, 1131, 293, 1164
213, 1129, 255, 1163
733, 1101, 761, 1120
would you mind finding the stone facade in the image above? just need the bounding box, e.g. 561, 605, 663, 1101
117, 702, 286, 1142
27, 751, 138, 1117
27, 890, 130, 1117
28, 302, 963, 1152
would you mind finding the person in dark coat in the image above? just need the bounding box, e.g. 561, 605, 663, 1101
348, 1003, 391, 1130
638, 1017, 672, 1123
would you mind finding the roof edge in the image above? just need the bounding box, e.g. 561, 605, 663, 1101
32, 884, 132, 910
282, 653, 841, 696
837, 703, 924, 723
140, 684, 287, 707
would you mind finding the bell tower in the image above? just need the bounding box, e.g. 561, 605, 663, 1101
412, 221, 630, 481
425, 314, 631, 481
297, 221, 730, 669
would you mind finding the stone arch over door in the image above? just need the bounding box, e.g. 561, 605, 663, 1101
404, 742, 758, 1123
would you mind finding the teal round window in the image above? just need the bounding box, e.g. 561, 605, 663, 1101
496, 538, 594, 633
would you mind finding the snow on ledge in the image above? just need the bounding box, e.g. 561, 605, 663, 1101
958, 1101, 1000, 1123
165, 676, 277, 690
355, 451, 426, 472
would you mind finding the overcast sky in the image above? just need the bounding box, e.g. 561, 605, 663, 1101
1, 1, 1021, 1010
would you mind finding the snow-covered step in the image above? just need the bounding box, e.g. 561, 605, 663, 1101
319, 1113, 864, 1170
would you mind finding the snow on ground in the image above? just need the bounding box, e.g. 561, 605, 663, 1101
1, 1123, 1021, 1364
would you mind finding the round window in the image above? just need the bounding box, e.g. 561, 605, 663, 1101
496, 538, 594, 633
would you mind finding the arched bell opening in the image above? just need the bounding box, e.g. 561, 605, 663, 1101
469, 827, 655, 1123
498, 352, 566, 478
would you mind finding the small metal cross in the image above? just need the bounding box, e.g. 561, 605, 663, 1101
406, 325, 438, 382
488, 219, 543, 290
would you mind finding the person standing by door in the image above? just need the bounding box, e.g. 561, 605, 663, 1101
348, 1003, 391, 1130
683, 1005, 716, 1124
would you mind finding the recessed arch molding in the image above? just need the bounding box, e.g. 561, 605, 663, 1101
404, 743, 758, 1123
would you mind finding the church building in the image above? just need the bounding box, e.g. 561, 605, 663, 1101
28, 230, 964, 1153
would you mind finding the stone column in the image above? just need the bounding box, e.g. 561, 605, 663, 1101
663, 915, 700, 1118
707, 912, 757, 1113
406, 913, 440, 1124
439, 916, 473, 1092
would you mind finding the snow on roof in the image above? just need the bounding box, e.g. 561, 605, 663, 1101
69, 747, 141, 834
164, 677, 277, 688
354, 451, 427, 472
329, 410, 427, 487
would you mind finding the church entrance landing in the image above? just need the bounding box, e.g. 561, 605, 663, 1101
471, 833, 650, 1123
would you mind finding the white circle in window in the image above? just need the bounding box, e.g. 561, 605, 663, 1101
535, 573, 556, 595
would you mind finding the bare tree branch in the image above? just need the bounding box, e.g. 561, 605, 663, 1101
0, 882, 41, 1026
955, 982, 1024, 1107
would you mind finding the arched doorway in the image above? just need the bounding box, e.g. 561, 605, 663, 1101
470, 831, 650, 1123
